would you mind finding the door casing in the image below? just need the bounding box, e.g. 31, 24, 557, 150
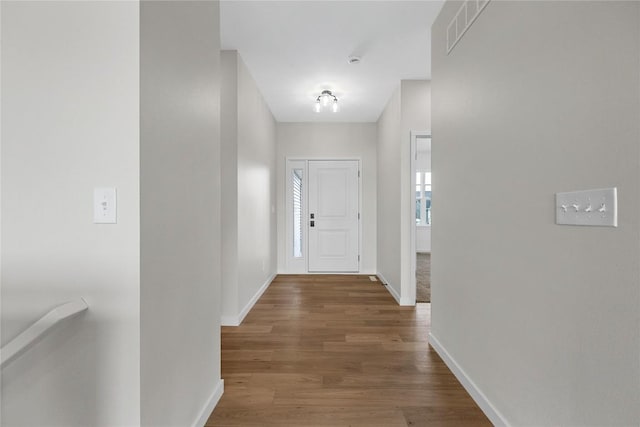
410, 131, 431, 304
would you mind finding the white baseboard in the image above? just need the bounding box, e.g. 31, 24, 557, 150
400, 295, 415, 306
192, 379, 224, 427
221, 273, 276, 326
428, 333, 509, 426
376, 272, 401, 305
278, 269, 378, 275
220, 314, 237, 326
387, 286, 401, 304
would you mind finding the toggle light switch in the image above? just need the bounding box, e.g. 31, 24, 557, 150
94, 187, 117, 224
556, 187, 617, 227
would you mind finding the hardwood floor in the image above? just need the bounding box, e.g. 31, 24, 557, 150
207, 275, 490, 427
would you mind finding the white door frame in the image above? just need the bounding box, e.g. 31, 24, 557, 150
285, 157, 362, 274
410, 131, 431, 303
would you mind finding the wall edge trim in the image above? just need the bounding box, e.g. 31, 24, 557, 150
221, 274, 276, 326
191, 379, 224, 427
377, 272, 401, 305
428, 333, 510, 426
238, 273, 277, 326
220, 315, 239, 327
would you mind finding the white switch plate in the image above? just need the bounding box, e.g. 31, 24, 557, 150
94, 187, 117, 224
556, 187, 617, 227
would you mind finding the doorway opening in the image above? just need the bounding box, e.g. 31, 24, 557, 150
410, 132, 431, 303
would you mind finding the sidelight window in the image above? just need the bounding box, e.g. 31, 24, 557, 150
293, 169, 303, 258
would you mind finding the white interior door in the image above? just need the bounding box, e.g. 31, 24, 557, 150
308, 160, 359, 272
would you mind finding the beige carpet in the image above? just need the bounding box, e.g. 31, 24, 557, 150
416, 253, 431, 303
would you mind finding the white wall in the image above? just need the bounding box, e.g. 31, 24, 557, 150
237, 53, 278, 315
377, 81, 431, 303
431, 1, 640, 425
221, 51, 239, 320
400, 81, 431, 302
1, 2, 141, 425
377, 88, 402, 292
221, 51, 277, 326
140, 2, 222, 426
277, 123, 377, 274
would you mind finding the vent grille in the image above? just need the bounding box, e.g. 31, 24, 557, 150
446, 0, 491, 54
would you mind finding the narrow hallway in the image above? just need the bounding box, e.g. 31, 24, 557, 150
208, 275, 489, 426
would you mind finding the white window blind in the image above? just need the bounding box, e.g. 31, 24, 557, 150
293, 169, 303, 258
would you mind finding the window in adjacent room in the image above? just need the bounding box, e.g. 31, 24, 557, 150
415, 171, 431, 225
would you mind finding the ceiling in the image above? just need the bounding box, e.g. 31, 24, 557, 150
220, 1, 444, 123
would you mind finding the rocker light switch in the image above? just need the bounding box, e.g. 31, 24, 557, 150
94, 188, 117, 224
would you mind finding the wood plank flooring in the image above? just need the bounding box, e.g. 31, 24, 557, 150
207, 275, 490, 427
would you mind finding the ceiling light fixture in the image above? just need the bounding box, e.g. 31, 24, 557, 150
314, 90, 339, 113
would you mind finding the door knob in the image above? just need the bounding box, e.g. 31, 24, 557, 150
310, 220, 315, 227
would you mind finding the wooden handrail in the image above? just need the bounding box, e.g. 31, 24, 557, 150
0, 298, 89, 368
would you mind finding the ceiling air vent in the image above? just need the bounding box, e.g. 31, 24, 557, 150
446, 0, 491, 54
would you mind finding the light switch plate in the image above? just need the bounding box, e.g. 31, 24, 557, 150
555, 187, 617, 227
94, 187, 117, 224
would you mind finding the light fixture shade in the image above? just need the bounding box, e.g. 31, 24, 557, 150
314, 90, 339, 113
